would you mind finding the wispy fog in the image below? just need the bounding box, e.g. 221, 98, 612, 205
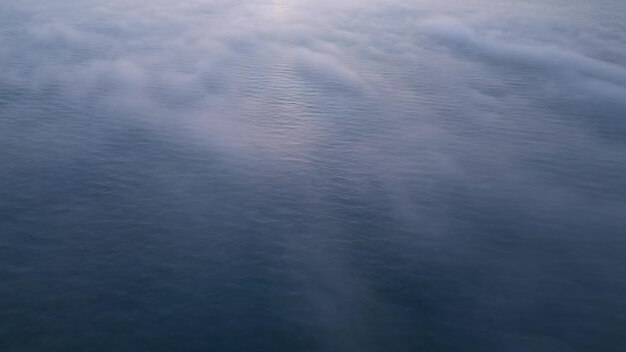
1, 0, 625, 351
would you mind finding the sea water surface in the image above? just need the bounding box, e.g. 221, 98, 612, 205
1, 0, 626, 351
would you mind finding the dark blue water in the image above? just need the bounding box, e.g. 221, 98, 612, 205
1, 0, 626, 351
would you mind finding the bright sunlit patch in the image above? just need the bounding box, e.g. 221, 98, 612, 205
271, 0, 289, 21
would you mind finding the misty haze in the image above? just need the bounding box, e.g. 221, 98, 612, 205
1, 0, 625, 351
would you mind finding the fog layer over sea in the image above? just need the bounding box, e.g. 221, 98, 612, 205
1, 0, 626, 351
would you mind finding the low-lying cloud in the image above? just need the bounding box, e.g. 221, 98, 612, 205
1, 1, 625, 349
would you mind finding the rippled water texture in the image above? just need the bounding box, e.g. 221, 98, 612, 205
1, 0, 626, 351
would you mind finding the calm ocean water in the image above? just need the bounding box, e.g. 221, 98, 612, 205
1, 0, 626, 351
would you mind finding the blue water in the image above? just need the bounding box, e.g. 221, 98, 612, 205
1, 0, 626, 351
